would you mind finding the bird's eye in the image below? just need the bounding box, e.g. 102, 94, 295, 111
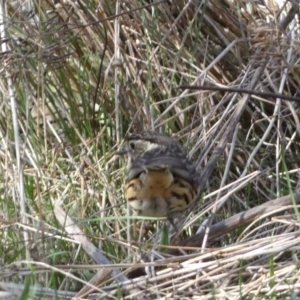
129, 142, 135, 150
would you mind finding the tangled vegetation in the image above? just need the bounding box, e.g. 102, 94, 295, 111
1, 0, 300, 299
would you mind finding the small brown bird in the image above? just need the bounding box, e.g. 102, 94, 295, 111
116, 131, 199, 226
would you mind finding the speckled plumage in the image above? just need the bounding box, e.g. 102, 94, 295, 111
117, 131, 199, 220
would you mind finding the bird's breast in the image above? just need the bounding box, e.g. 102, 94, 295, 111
125, 172, 196, 218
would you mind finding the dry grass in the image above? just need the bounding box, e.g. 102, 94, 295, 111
1, 0, 300, 299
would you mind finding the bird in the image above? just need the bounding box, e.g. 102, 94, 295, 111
116, 131, 199, 228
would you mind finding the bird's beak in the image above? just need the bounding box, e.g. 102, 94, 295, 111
115, 148, 128, 155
